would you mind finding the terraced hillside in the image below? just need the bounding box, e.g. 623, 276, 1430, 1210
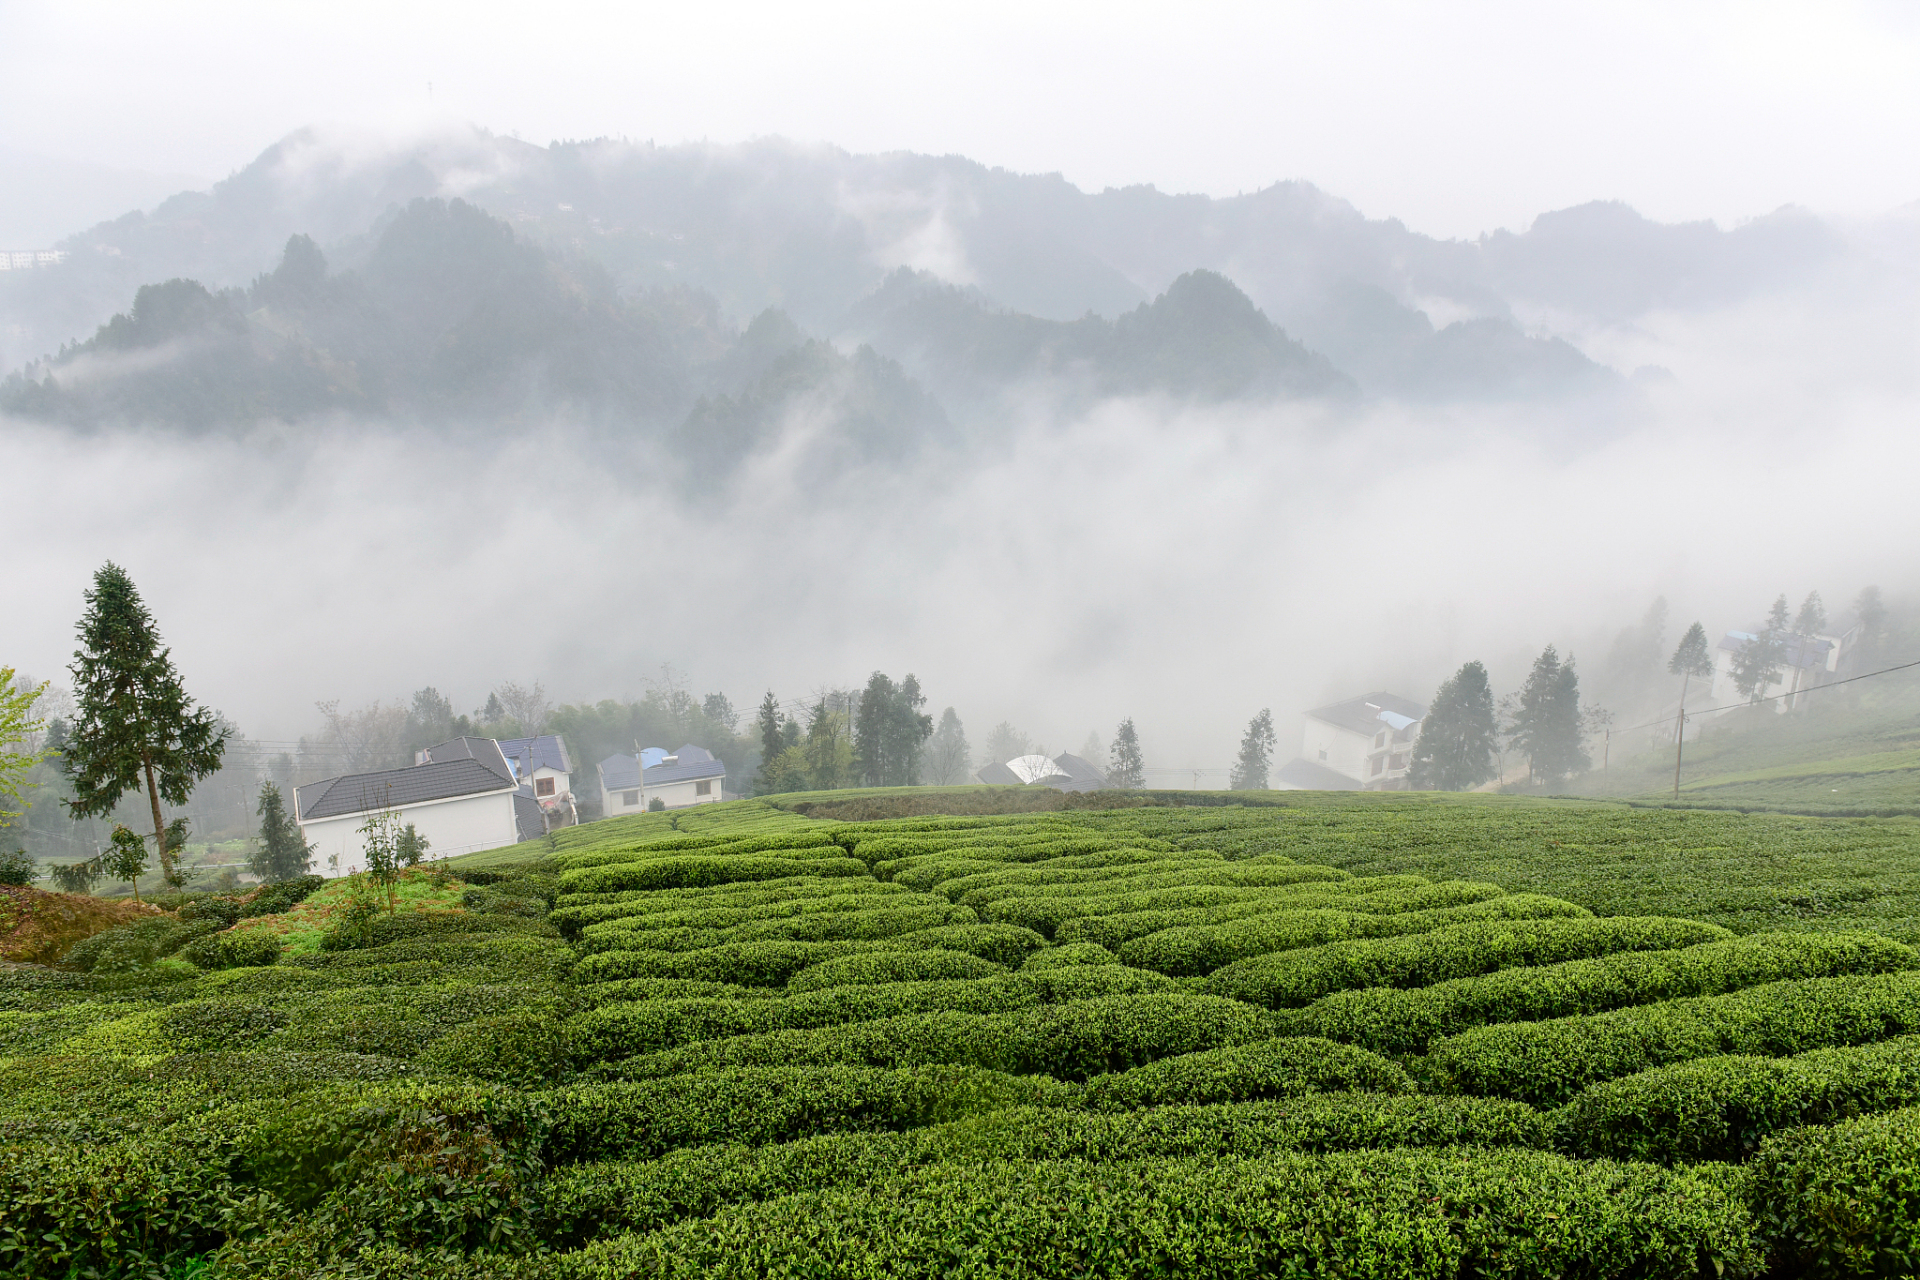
6, 793, 1920, 1277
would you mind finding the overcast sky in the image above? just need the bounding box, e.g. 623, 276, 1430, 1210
4, 0, 1918, 240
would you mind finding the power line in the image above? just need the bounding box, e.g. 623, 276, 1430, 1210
1610, 654, 1920, 737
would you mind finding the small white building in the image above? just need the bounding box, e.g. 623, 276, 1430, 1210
975, 753, 1108, 792
491, 734, 578, 830
1710, 619, 1857, 715
296, 736, 539, 872
1275, 692, 1427, 791
597, 744, 727, 814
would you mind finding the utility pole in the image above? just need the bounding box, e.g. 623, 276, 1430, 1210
634, 739, 647, 812
1671, 707, 1687, 799
1603, 729, 1610, 773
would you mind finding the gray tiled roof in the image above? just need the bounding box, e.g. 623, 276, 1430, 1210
417, 737, 517, 781
513, 793, 546, 841
976, 761, 1024, 786
297, 756, 518, 821
1304, 692, 1427, 736
496, 734, 573, 775
597, 751, 728, 791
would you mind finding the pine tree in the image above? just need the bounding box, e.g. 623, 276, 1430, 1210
1229, 709, 1276, 790
249, 781, 316, 883
1508, 646, 1590, 786
63, 563, 227, 886
854, 672, 934, 786
752, 690, 783, 795
1794, 592, 1827, 637
1108, 718, 1145, 789
1408, 662, 1497, 791
1730, 599, 1789, 704
924, 709, 971, 786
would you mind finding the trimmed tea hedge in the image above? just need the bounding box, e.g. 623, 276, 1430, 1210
1119, 893, 1592, 976
1557, 1033, 1920, 1163
558, 855, 870, 897
554, 1146, 1761, 1280
1429, 970, 1920, 1106
1204, 915, 1733, 1008
1749, 1102, 1920, 1276
1303, 930, 1915, 1053
1079, 1036, 1412, 1108
541, 1093, 1551, 1243
603, 994, 1284, 1081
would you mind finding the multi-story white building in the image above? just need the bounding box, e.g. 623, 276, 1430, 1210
1276, 692, 1428, 791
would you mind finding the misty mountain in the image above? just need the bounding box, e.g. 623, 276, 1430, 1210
846, 268, 1353, 406
3, 125, 1852, 410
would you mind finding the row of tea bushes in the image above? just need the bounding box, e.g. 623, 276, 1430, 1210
1298, 930, 1916, 1053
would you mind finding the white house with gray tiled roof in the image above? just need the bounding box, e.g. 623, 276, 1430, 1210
1276, 692, 1427, 791
597, 744, 727, 814
295, 736, 525, 872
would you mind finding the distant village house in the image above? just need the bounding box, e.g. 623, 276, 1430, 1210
597, 744, 727, 813
1275, 692, 1427, 791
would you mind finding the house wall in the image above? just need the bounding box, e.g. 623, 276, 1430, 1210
529, 766, 570, 799
300, 789, 520, 874
601, 775, 726, 814
1301, 719, 1370, 783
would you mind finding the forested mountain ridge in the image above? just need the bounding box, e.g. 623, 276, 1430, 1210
1, 124, 1851, 414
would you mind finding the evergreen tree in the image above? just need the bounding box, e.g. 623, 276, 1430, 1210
396, 823, 430, 867
981, 722, 1030, 770
1108, 718, 1145, 789
854, 672, 934, 786
1729, 599, 1788, 704
752, 690, 783, 794
249, 781, 316, 883
803, 698, 854, 789
62, 563, 227, 886
1794, 591, 1827, 637
1408, 662, 1496, 791
103, 824, 149, 902
1508, 646, 1589, 786
924, 708, 972, 786
1229, 709, 1276, 790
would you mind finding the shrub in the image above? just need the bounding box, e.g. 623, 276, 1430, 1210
1304, 930, 1914, 1054
161, 999, 291, 1051
787, 949, 1007, 991
0, 849, 35, 886
606, 994, 1283, 1081
1021, 942, 1117, 971
541, 1094, 1552, 1244
558, 855, 869, 897
542, 1064, 1068, 1163
1428, 970, 1920, 1106
1081, 1036, 1412, 1109
557, 1146, 1761, 1280
179, 927, 286, 971
241, 873, 328, 917
61, 916, 219, 973
1557, 1033, 1920, 1163
1750, 1103, 1920, 1276
1119, 894, 1592, 977
1204, 915, 1734, 1008
1011, 964, 1183, 1003
420, 1015, 573, 1087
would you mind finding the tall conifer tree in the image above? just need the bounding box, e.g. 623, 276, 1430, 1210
1229, 709, 1276, 790
1408, 661, 1497, 791
250, 781, 315, 883
1108, 718, 1146, 789
1508, 646, 1589, 786
63, 563, 226, 885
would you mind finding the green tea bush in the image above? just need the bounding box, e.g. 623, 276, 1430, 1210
1080, 1036, 1412, 1108
576, 902, 977, 953
62, 916, 221, 973
1204, 915, 1733, 1008
786, 949, 1007, 991
557, 831, 845, 871
1010, 964, 1184, 1003
558, 855, 870, 897
1020, 942, 1117, 970
557, 1146, 1760, 1280
1557, 1033, 1920, 1163
1304, 930, 1915, 1053
541, 1094, 1552, 1244
606, 994, 1283, 1081
1749, 1103, 1920, 1276
179, 926, 286, 970
542, 1064, 1069, 1162
419, 1015, 573, 1086
1119, 893, 1592, 976
950, 862, 1356, 909
571, 924, 1048, 986
242, 873, 328, 916
552, 888, 923, 938
1429, 970, 1920, 1106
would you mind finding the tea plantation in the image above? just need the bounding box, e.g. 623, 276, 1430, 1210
8, 791, 1920, 1278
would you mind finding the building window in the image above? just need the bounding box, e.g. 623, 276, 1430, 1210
695, 780, 712, 796
622, 790, 640, 806
1317, 749, 1327, 762
1375, 731, 1386, 748
1371, 757, 1384, 776
1389, 753, 1406, 771
535, 777, 555, 797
